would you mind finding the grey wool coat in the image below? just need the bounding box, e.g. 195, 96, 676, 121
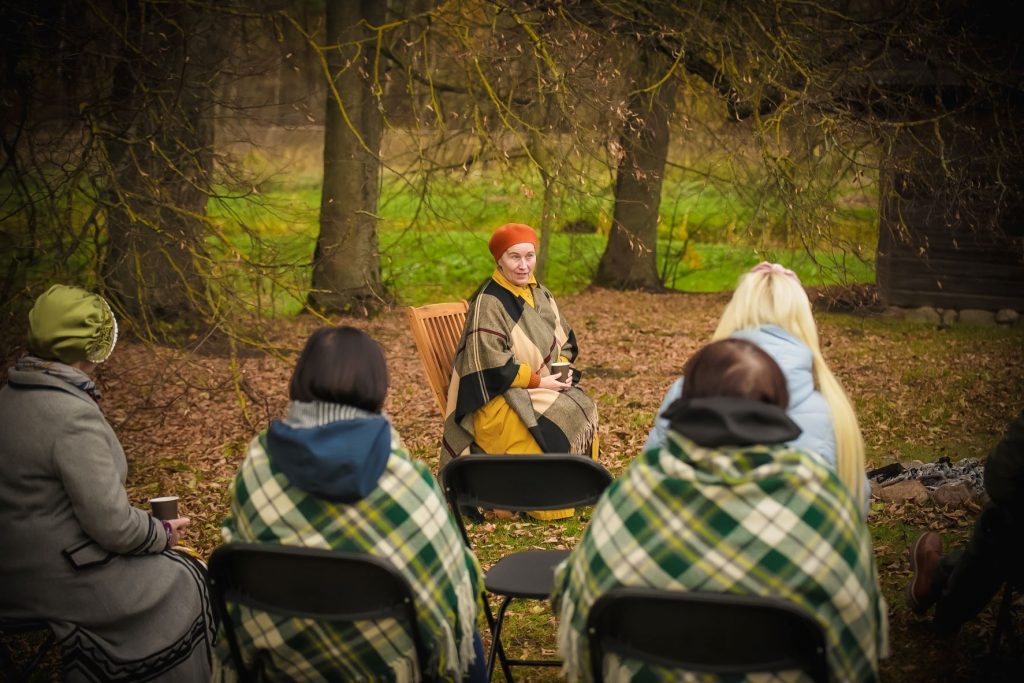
0, 366, 215, 682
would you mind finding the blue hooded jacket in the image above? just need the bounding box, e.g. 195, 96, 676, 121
646, 325, 836, 463
265, 415, 393, 502
646, 325, 870, 511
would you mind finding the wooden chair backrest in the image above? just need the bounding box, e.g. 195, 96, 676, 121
405, 300, 469, 414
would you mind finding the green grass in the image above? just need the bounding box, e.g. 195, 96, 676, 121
204, 194, 876, 314
817, 314, 1024, 467
6, 160, 878, 318
660, 243, 874, 292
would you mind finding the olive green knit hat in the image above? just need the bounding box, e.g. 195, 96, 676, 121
27, 285, 118, 364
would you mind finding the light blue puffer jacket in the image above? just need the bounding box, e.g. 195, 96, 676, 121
645, 325, 870, 511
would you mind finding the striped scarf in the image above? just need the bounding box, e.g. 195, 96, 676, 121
441, 277, 598, 464
553, 432, 888, 682
215, 402, 483, 682
14, 354, 101, 400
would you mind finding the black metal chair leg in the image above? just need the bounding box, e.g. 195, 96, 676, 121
22, 631, 56, 679
486, 596, 515, 682
0, 623, 57, 682
481, 597, 501, 680
990, 582, 1021, 657
0, 648, 19, 683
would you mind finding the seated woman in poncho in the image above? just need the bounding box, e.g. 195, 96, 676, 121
441, 223, 599, 519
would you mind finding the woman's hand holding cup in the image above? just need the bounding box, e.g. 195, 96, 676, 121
539, 372, 571, 392
165, 517, 191, 546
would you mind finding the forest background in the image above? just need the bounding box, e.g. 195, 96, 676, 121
2, 1, 1023, 681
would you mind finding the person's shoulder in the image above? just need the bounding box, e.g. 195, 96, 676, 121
384, 449, 445, 492
7, 370, 94, 407
470, 279, 522, 321
789, 386, 831, 419
385, 445, 427, 474
771, 442, 835, 477
473, 277, 506, 300
534, 281, 555, 297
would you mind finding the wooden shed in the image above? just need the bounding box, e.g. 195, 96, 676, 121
875, 116, 1024, 311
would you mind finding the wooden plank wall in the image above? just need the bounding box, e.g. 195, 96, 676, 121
875, 122, 1024, 311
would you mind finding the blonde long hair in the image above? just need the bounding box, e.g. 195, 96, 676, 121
712, 264, 866, 503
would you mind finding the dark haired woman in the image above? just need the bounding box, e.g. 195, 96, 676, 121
216, 326, 484, 682
552, 338, 888, 682
442, 223, 598, 519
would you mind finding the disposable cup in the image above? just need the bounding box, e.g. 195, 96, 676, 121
150, 496, 179, 520
551, 362, 572, 382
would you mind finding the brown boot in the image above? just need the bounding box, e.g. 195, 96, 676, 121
906, 531, 943, 614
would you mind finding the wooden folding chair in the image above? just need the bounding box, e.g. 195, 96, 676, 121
405, 300, 468, 415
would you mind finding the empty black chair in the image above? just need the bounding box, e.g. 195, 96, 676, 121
207, 543, 433, 682
0, 617, 57, 683
586, 588, 829, 683
441, 454, 613, 682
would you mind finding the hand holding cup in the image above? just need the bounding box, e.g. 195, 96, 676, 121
550, 361, 572, 383
165, 517, 191, 546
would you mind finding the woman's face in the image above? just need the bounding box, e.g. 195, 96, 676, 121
497, 242, 536, 286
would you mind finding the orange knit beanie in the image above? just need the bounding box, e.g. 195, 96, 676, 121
488, 223, 538, 262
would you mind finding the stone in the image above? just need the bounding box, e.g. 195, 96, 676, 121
874, 479, 930, 504
995, 309, 1020, 325
883, 306, 906, 320
958, 308, 996, 326
941, 309, 958, 326
903, 307, 941, 325
929, 482, 974, 508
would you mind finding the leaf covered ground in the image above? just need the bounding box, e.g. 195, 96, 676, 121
6, 287, 1023, 681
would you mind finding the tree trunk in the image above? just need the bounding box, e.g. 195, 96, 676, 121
310, 0, 388, 315
595, 49, 677, 290
101, 1, 215, 329
529, 118, 561, 284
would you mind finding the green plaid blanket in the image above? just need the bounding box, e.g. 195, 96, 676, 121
553, 432, 888, 682
214, 429, 482, 682
441, 277, 597, 464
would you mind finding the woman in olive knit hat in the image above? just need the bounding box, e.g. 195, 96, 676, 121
0, 285, 214, 681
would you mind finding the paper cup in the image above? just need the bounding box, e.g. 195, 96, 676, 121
551, 362, 572, 382
150, 496, 179, 520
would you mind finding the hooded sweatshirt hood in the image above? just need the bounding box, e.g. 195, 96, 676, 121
731, 325, 815, 408
662, 396, 802, 448
266, 401, 392, 502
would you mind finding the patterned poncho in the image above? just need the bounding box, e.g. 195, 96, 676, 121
216, 409, 483, 682
441, 277, 598, 465
552, 427, 888, 682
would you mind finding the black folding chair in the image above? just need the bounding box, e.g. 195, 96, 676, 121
586, 588, 829, 683
990, 577, 1024, 659
208, 543, 433, 682
0, 617, 57, 683
441, 454, 613, 682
